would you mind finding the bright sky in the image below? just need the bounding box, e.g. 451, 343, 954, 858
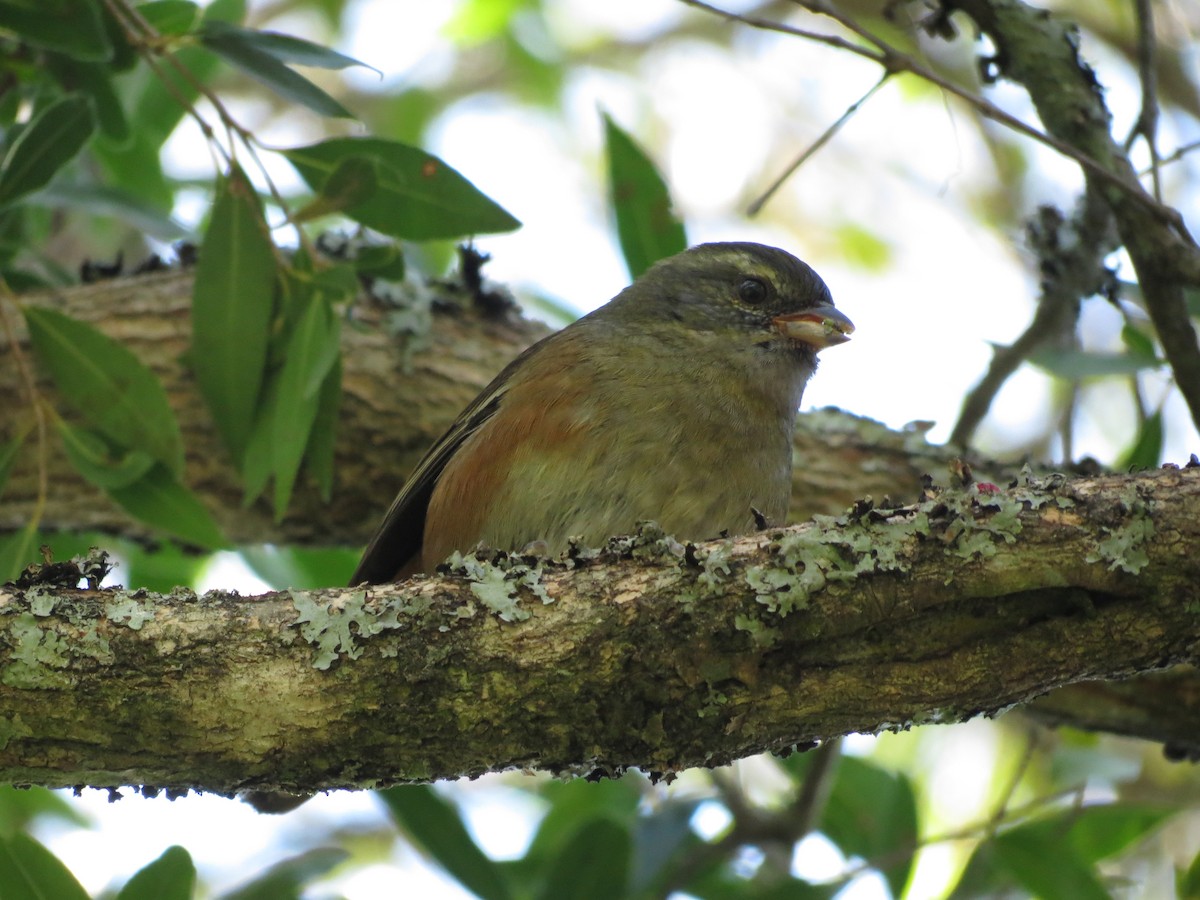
37, 0, 1200, 896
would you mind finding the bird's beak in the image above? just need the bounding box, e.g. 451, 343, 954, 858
772, 304, 855, 349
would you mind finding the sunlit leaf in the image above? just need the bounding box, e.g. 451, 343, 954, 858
603, 113, 686, 278
24, 306, 185, 478
833, 222, 891, 271
191, 164, 277, 465
199, 24, 355, 119
108, 464, 225, 550
379, 786, 514, 900
283, 137, 521, 239
0, 94, 95, 209
0, 831, 90, 900
116, 846, 195, 900
0, 0, 111, 60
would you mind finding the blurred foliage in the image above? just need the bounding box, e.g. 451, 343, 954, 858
1, 0, 1200, 897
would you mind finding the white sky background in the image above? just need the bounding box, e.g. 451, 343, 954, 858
37, 0, 1200, 896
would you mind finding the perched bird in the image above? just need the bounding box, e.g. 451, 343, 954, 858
351, 241, 853, 585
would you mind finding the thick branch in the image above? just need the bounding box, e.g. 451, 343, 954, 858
1, 467, 1196, 796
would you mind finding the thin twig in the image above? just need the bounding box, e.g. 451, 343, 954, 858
1125, 0, 1162, 200
749, 76, 890, 216
680, 0, 1189, 238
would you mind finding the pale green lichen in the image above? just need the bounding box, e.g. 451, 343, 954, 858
3, 613, 73, 689
28, 591, 56, 617
1086, 488, 1155, 574
292, 589, 409, 670
733, 612, 779, 648
447, 552, 554, 624
104, 598, 155, 630
0, 713, 32, 751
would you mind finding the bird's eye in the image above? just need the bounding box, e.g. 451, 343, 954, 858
738, 278, 768, 304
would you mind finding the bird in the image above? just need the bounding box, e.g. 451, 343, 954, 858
350, 241, 853, 585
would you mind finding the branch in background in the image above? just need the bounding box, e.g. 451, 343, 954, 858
949, 186, 1118, 449
945, 0, 1200, 434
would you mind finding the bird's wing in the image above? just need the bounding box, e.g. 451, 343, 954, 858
348, 339, 546, 585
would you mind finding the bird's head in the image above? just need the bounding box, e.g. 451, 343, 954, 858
603, 242, 854, 357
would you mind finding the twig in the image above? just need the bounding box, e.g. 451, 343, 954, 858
748, 76, 890, 216
1125, 0, 1162, 201
679, 0, 1190, 238
950, 190, 1116, 449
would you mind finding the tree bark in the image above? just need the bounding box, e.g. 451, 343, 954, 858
1, 467, 1196, 796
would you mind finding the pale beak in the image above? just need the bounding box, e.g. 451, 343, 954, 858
772, 304, 855, 350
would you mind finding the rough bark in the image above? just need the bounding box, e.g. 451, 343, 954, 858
1, 467, 1197, 796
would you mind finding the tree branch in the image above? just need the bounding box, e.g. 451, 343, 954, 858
1, 467, 1197, 796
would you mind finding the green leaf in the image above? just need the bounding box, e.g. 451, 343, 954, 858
0, 94, 96, 209
535, 818, 631, 900
238, 545, 358, 591
1026, 346, 1162, 379
991, 824, 1109, 900
198, 21, 377, 72
603, 113, 686, 278
1180, 845, 1200, 899
1118, 410, 1163, 470
221, 847, 350, 900
108, 464, 225, 550
353, 243, 406, 280
283, 137, 521, 240
24, 306, 185, 478
191, 164, 277, 465
0, 431, 25, 499
819, 756, 917, 897
0, 831, 90, 900
116, 846, 195, 900
199, 25, 355, 119
305, 358, 341, 502
379, 785, 514, 900
137, 1, 200, 36
290, 156, 378, 224
271, 296, 341, 518
1063, 803, 1172, 864
29, 182, 189, 240
46, 58, 128, 143
0, 784, 90, 836
1121, 323, 1156, 360
0, 523, 37, 583
57, 421, 156, 489
0, 0, 112, 60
